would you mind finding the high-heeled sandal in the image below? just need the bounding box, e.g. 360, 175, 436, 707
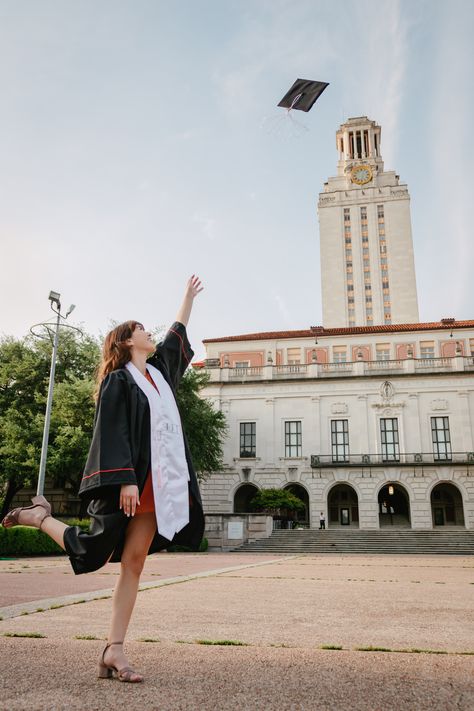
1, 495, 52, 530
98, 641, 144, 683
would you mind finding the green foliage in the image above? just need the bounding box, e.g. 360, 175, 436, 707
0, 330, 100, 513
0, 520, 90, 556
176, 368, 227, 479
249, 488, 306, 514
167, 537, 208, 553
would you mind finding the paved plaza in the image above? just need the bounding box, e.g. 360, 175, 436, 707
0, 552, 473, 710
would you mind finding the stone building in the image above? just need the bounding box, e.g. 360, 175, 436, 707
198, 117, 474, 532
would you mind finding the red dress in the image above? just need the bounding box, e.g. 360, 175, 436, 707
135, 369, 159, 515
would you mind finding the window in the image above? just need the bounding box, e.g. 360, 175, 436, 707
420, 342, 435, 359
333, 347, 347, 363
380, 418, 400, 461
377, 205, 384, 218
240, 422, 256, 458
376, 345, 390, 360
285, 421, 302, 457
344, 209, 350, 222
331, 420, 349, 462
287, 348, 301, 364
431, 417, 452, 461
235, 361, 250, 368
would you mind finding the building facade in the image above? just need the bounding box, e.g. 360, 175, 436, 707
319, 117, 419, 328
197, 117, 474, 532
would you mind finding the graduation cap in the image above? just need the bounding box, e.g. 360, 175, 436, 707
278, 78, 329, 112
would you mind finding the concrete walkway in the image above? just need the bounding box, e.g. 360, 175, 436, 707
1, 552, 473, 710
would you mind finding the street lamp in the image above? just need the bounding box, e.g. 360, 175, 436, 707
30, 291, 81, 497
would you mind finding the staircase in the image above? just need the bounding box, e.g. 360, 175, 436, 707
232, 528, 474, 555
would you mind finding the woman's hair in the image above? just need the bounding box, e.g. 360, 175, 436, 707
95, 320, 143, 397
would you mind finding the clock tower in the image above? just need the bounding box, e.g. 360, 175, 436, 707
318, 116, 419, 328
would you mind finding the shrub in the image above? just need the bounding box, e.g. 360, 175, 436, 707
0, 519, 90, 557
167, 537, 208, 553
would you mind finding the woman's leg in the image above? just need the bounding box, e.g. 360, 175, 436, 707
102, 511, 157, 676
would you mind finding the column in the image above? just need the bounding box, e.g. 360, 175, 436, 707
264, 398, 275, 467
343, 130, 349, 159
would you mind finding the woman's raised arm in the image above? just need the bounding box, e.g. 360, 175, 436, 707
175, 275, 204, 327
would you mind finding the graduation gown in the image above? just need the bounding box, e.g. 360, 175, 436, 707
63, 321, 205, 575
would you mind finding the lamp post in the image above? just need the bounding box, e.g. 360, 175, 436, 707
30, 291, 79, 497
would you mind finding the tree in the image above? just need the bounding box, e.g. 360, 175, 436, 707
0, 331, 100, 517
249, 488, 305, 517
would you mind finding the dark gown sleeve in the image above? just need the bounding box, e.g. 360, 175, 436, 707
147, 320, 194, 390
78, 370, 138, 499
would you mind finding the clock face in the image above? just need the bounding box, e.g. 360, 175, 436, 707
351, 164, 373, 185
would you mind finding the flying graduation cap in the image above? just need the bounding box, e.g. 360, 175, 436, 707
278, 78, 329, 113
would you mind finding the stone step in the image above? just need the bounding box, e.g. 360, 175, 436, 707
232, 529, 474, 554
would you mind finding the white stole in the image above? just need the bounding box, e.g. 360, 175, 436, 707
125, 361, 190, 541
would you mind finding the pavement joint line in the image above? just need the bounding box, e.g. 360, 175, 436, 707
0, 554, 299, 620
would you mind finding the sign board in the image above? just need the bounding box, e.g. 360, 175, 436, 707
228, 521, 244, 539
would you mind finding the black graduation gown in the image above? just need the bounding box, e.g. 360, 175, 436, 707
63, 321, 205, 575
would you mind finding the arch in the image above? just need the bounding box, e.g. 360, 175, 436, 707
283, 483, 310, 526
378, 482, 411, 528
430, 482, 465, 527
327, 482, 359, 528
233, 483, 260, 513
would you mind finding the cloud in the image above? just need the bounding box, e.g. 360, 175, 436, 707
192, 211, 217, 240
273, 290, 291, 324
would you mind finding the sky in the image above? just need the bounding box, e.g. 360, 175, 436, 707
0, 0, 473, 360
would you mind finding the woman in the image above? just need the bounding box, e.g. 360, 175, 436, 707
1, 275, 206, 683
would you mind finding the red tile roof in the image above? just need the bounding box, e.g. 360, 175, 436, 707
202, 320, 474, 343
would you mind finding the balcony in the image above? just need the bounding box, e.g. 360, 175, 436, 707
206, 356, 474, 382
309, 452, 474, 468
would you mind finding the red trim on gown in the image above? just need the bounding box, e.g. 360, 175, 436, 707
135, 369, 159, 515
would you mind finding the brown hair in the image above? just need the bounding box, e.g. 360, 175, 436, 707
95, 320, 143, 398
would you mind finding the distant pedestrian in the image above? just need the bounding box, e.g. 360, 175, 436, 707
319, 511, 326, 529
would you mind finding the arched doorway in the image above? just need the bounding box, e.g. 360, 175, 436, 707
328, 483, 359, 527
284, 483, 310, 526
378, 483, 411, 527
431, 483, 465, 527
233, 483, 259, 513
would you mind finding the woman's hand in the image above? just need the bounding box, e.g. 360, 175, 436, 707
120, 484, 140, 517
176, 275, 204, 327
185, 274, 204, 300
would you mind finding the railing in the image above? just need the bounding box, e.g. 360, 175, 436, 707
309, 452, 474, 467
206, 355, 471, 382
366, 359, 403, 371
319, 362, 353, 373
274, 364, 308, 376
415, 357, 452, 369
229, 367, 262, 379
